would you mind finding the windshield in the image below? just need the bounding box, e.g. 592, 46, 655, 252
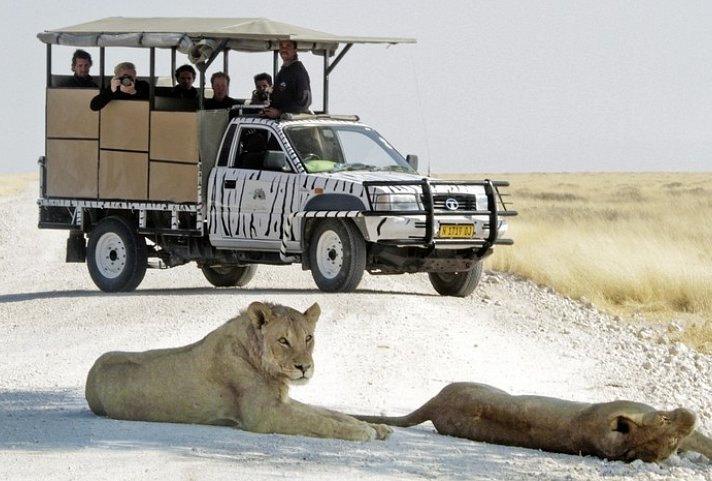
284, 124, 415, 174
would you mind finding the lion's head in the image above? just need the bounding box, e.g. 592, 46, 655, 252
599, 402, 698, 462
246, 301, 320, 385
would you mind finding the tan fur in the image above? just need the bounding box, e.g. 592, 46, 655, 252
353, 382, 712, 462
86, 302, 391, 441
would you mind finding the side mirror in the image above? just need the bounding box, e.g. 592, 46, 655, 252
406, 154, 418, 171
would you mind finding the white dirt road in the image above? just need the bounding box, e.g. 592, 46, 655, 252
1, 182, 711, 481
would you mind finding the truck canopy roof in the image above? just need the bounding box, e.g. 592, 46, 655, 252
37, 17, 416, 55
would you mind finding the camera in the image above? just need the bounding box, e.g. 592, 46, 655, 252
118, 75, 134, 87
253, 90, 269, 102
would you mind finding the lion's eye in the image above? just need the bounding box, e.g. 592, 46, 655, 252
278, 337, 290, 347
305, 335, 313, 343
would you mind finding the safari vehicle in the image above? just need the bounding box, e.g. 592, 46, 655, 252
37, 17, 516, 296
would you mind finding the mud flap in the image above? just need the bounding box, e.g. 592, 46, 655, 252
66, 231, 86, 263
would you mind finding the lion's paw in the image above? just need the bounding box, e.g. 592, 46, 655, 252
371, 423, 393, 440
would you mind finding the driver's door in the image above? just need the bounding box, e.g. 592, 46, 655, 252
209, 126, 296, 250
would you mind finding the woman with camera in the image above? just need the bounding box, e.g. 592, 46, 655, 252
90, 62, 150, 111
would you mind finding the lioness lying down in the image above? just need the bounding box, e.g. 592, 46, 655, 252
86, 302, 391, 441
353, 382, 712, 462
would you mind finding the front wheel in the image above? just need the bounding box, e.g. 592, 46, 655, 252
87, 216, 147, 292
309, 219, 366, 292
428, 261, 483, 297
201, 264, 257, 287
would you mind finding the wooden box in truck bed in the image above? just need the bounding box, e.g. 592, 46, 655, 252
44, 88, 201, 203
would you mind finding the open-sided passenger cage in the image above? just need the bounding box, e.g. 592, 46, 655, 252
38, 17, 416, 208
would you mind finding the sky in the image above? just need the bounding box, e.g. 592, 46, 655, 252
3, 0, 712, 174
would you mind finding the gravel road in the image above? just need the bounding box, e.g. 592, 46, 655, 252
1, 182, 711, 480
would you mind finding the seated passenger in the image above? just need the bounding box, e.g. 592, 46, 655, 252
171, 64, 198, 99
89, 62, 149, 111
250, 72, 272, 105
204, 72, 240, 110
57, 49, 98, 88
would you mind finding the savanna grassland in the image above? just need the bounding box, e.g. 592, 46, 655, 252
456, 172, 712, 350
0, 173, 37, 196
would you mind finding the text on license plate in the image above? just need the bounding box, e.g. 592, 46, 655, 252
438, 224, 474, 238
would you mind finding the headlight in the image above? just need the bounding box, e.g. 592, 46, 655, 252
373, 193, 422, 211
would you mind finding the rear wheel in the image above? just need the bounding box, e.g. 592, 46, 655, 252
87, 216, 147, 292
201, 264, 257, 287
428, 261, 483, 297
309, 219, 366, 292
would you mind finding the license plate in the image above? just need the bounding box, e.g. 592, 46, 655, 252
438, 224, 474, 239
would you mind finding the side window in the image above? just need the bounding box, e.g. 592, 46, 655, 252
235, 128, 292, 172
217, 123, 238, 167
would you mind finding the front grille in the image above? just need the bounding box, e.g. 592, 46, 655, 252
430, 194, 477, 211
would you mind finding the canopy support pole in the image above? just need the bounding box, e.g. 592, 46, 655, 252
323, 43, 353, 114
46, 44, 52, 88
99, 47, 105, 88
326, 43, 353, 76
149, 47, 156, 107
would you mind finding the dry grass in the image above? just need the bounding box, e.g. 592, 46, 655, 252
0, 173, 37, 197
443, 172, 712, 351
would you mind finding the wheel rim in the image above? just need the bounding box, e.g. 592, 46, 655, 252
315, 230, 343, 279
94, 232, 127, 279
209, 265, 233, 275
435, 272, 459, 284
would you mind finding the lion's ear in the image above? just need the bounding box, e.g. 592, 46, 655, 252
611, 415, 643, 435
304, 302, 321, 323
247, 302, 273, 329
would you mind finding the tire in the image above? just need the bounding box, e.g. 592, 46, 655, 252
428, 261, 483, 297
309, 219, 366, 293
87, 216, 147, 292
201, 264, 257, 287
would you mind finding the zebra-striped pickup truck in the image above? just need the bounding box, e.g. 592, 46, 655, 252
37, 17, 516, 296
39, 112, 515, 296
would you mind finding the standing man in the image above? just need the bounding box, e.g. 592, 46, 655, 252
58, 49, 98, 88
171, 64, 198, 99
263, 41, 311, 118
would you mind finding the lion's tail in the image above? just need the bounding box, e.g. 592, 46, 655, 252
351, 401, 434, 427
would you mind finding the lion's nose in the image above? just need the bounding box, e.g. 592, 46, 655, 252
295, 364, 311, 375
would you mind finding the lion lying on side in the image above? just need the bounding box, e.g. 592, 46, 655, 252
353, 382, 712, 462
86, 301, 391, 441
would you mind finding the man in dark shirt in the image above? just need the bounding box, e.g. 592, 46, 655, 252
89, 62, 149, 111
58, 49, 98, 88
171, 64, 198, 99
263, 41, 311, 119
204, 72, 241, 110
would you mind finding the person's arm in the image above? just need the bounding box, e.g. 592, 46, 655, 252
90, 88, 114, 111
